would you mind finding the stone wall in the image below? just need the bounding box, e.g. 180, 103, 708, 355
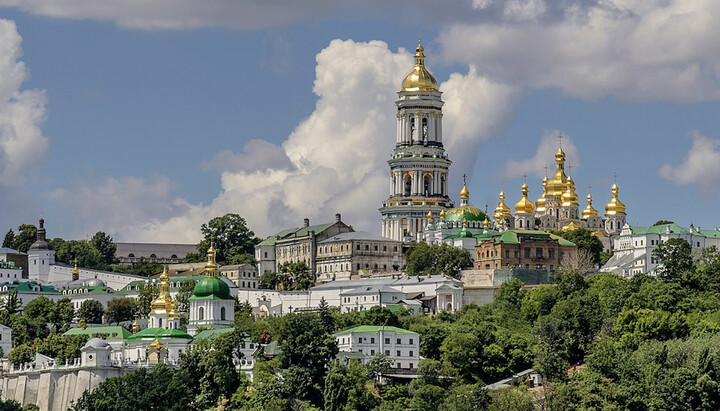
1, 367, 130, 411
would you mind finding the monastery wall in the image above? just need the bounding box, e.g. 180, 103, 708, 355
1, 367, 129, 411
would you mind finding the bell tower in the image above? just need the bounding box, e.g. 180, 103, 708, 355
380, 41, 454, 241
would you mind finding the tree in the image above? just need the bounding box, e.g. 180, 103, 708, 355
2, 230, 15, 248
277, 261, 314, 291
561, 248, 597, 274
54, 240, 106, 270
78, 300, 104, 324
51, 298, 75, 332
90, 231, 117, 266
2, 289, 21, 315
34, 334, 88, 364
405, 243, 472, 278
0, 398, 23, 411
258, 270, 279, 290
110, 259, 163, 277
104, 298, 138, 325
174, 280, 196, 314
318, 297, 335, 334
136, 282, 159, 316
72, 364, 192, 411
8, 344, 33, 365
12, 224, 37, 253
24, 296, 54, 331
551, 228, 604, 266
652, 238, 694, 282
190, 214, 261, 265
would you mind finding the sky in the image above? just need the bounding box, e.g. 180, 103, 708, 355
1, 0, 720, 243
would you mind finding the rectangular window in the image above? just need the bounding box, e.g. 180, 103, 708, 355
397, 362, 401, 368
385, 338, 390, 344
524, 248, 531, 258
357, 245, 361, 250
385, 350, 390, 356
505, 250, 510, 258
396, 338, 401, 344
548, 248, 555, 259
409, 363, 414, 369
409, 350, 414, 357
514, 251, 519, 258
396, 350, 401, 356
536, 248, 543, 258
409, 338, 414, 345
371, 350, 375, 355
370, 337, 375, 344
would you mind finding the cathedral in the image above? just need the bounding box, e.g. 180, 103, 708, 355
380, 41, 628, 245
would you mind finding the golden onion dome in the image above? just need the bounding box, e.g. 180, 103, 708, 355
426, 210, 434, 220
494, 191, 511, 221
483, 215, 490, 228
605, 183, 626, 215
514, 183, 535, 215
439, 209, 446, 219
401, 41, 439, 92
150, 266, 171, 314
536, 176, 548, 213
561, 176, 579, 207
582, 193, 599, 220
546, 147, 568, 196
460, 184, 470, 199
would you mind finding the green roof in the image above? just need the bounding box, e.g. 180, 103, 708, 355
488, 230, 575, 246
291, 222, 336, 238
258, 227, 301, 246
630, 223, 720, 239
444, 205, 487, 222
0, 281, 58, 293
335, 325, 418, 336
126, 327, 192, 341
193, 327, 235, 341
64, 326, 132, 340
189, 276, 232, 300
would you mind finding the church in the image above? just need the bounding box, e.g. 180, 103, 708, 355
380, 41, 628, 246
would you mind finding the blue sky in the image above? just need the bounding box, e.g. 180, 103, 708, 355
1, 1, 719, 242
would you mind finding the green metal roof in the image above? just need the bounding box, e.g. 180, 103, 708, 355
488, 230, 576, 246
258, 227, 301, 246
630, 223, 720, 239
0, 281, 59, 293
193, 327, 235, 341
126, 327, 192, 341
189, 276, 232, 300
63, 326, 131, 340
290, 222, 336, 238
335, 325, 418, 336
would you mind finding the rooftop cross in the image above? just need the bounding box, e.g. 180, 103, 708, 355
558, 132, 564, 148
544, 164, 548, 177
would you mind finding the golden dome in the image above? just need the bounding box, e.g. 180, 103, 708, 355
546, 147, 568, 196
439, 209, 446, 218
493, 190, 511, 221
205, 244, 219, 278
426, 210, 434, 220
582, 193, 599, 220
150, 265, 171, 315
605, 183, 626, 215
536, 176, 548, 213
514, 183, 535, 215
460, 183, 470, 199
132, 318, 140, 334
483, 215, 490, 228
401, 41, 438, 92
561, 175, 579, 207
562, 221, 582, 232
150, 338, 164, 350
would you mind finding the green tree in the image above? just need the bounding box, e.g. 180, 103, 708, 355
72, 364, 192, 411
362, 306, 402, 328
410, 384, 446, 410
653, 238, 694, 282
8, 344, 33, 365
12, 224, 37, 253
24, 296, 54, 331
228, 252, 257, 266
189, 213, 261, 265
50, 298, 75, 333
405, 243, 472, 278
90, 231, 117, 266
277, 261, 314, 291
109, 259, 163, 277
54, 240, 106, 270
174, 280, 196, 313
442, 383, 491, 411
258, 270, 279, 290
551, 227, 604, 265
318, 297, 335, 334
77, 300, 104, 324
2, 229, 15, 248
104, 298, 138, 325
3, 289, 22, 316
136, 282, 159, 316
34, 334, 88, 364
0, 398, 23, 411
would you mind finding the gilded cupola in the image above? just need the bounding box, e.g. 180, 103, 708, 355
536, 175, 548, 213
561, 175, 579, 207
426, 210, 434, 220
150, 265, 171, 316
605, 183, 626, 216
546, 147, 568, 196
401, 41, 439, 92
582, 193, 599, 220
514, 183, 535, 215
493, 190, 511, 221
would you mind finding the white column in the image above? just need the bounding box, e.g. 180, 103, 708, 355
437, 114, 443, 143
396, 117, 401, 144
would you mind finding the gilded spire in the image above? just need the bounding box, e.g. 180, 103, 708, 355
460, 174, 470, 199
605, 182, 626, 216
546, 138, 568, 196
401, 40, 439, 92
72, 258, 79, 282
205, 243, 219, 278
515, 182, 535, 215
150, 265, 172, 316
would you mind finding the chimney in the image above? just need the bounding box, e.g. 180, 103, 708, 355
335, 213, 341, 223
303, 218, 310, 228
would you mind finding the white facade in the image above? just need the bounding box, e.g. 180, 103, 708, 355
188, 298, 234, 334
602, 223, 720, 278
220, 264, 258, 289
0, 325, 11, 357
340, 286, 405, 313
335, 326, 420, 370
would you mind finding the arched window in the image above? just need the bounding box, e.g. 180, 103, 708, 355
171, 254, 178, 259
422, 117, 428, 141
128, 253, 135, 258
404, 175, 412, 196
150, 254, 157, 259
198, 307, 204, 321
424, 175, 431, 197
440, 175, 446, 195
221, 307, 226, 321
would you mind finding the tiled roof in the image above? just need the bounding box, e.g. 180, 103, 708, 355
335, 325, 418, 335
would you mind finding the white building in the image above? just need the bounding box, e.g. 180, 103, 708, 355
316, 231, 404, 282
0, 324, 11, 357
602, 222, 720, 278
0, 261, 22, 282
339, 285, 405, 312
335, 325, 420, 370
187, 246, 235, 335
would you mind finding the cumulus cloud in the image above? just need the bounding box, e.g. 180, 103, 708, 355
658, 131, 720, 192
440, 0, 720, 101
60, 40, 517, 242
499, 131, 580, 179
0, 19, 48, 185
49, 175, 191, 241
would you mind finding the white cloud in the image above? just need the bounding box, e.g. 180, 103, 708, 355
58, 40, 518, 242
499, 131, 580, 179
658, 131, 720, 192
504, 0, 546, 21
440, 0, 720, 101
0, 19, 48, 185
